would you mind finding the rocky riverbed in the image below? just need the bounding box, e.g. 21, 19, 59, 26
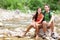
0, 9, 60, 40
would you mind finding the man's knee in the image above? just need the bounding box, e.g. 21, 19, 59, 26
48, 22, 54, 29
50, 22, 54, 27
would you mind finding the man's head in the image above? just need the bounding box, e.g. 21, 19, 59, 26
44, 5, 50, 12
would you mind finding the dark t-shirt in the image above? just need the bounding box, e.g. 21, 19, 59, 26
43, 11, 53, 22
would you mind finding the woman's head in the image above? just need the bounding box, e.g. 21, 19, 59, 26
32, 8, 42, 21
37, 8, 42, 14
44, 5, 50, 12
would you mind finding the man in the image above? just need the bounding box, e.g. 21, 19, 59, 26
42, 4, 55, 39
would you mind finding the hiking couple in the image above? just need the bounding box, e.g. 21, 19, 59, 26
22, 4, 55, 39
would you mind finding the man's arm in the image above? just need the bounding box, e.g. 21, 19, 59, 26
49, 14, 54, 24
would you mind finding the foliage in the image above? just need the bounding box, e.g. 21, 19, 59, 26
0, 0, 60, 11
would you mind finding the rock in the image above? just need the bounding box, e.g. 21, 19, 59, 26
0, 9, 60, 40
8, 28, 25, 37
15, 9, 20, 14
0, 22, 3, 27
54, 15, 60, 24
9, 31, 19, 37
0, 35, 4, 37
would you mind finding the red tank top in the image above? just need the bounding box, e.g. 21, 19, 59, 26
36, 13, 44, 23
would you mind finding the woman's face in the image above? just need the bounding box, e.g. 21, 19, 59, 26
38, 8, 41, 14
44, 5, 50, 11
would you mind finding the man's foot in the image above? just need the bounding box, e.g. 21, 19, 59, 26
42, 33, 47, 39
51, 33, 58, 39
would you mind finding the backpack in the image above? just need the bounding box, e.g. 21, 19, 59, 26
43, 11, 52, 21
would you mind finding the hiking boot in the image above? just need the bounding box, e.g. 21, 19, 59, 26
42, 33, 47, 39
51, 33, 58, 39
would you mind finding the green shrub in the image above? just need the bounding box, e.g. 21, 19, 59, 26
0, 0, 60, 11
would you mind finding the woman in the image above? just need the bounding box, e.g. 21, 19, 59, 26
22, 8, 44, 39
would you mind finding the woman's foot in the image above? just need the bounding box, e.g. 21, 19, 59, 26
35, 35, 39, 40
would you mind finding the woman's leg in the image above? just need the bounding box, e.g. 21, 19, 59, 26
34, 24, 42, 37
23, 22, 36, 36
35, 23, 41, 39
23, 25, 33, 36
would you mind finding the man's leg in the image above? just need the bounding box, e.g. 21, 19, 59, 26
42, 21, 47, 33
49, 21, 54, 34
41, 21, 48, 39
49, 21, 55, 36
49, 21, 57, 39
50, 22, 54, 33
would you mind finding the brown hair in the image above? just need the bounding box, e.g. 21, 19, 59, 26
32, 8, 42, 21
45, 4, 50, 8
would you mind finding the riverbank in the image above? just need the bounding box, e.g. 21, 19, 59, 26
0, 9, 60, 40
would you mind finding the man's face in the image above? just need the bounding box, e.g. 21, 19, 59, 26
44, 5, 50, 11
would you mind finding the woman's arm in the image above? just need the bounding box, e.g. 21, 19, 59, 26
36, 15, 44, 24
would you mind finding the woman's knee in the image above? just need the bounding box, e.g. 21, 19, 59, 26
30, 22, 35, 25
42, 21, 47, 24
